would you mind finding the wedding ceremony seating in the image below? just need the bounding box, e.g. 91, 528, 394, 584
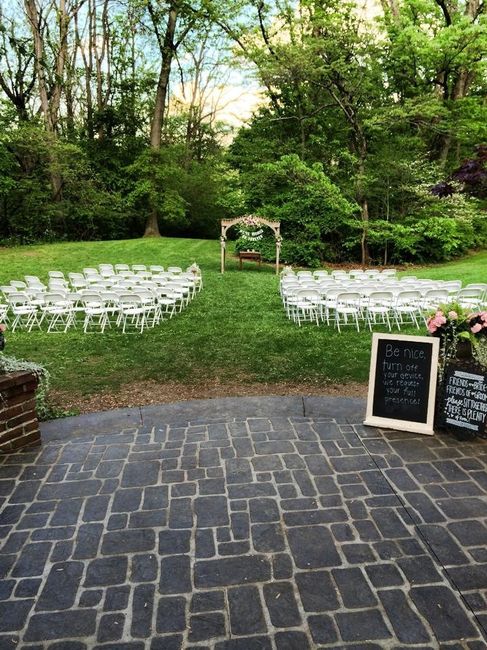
280, 268, 485, 332
0, 263, 202, 334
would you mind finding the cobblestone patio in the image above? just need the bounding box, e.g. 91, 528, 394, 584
1, 396, 487, 649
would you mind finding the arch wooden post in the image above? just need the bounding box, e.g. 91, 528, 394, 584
220, 216, 281, 275
220, 236, 226, 274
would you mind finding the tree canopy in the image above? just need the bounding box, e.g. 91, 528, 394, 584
0, 0, 486, 264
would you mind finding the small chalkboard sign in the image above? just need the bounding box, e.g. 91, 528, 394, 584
436, 364, 487, 438
364, 334, 440, 435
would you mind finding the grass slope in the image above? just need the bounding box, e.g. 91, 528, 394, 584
1, 239, 486, 404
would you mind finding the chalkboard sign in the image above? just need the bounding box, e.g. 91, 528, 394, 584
364, 334, 440, 435
436, 364, 487, 438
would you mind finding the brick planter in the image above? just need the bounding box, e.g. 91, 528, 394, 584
0, 371, 41, 453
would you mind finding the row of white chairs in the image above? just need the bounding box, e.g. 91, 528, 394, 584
1, 265, 202, 334
281, 275, 487, 306
2, 288, 191, 334
282, 268, 398, 281
281, 282, 487, 331
2, 263, 203, 297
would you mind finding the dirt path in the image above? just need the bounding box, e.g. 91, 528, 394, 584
51, 379, 368, 415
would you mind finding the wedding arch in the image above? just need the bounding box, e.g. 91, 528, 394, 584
220, 215, 282, 275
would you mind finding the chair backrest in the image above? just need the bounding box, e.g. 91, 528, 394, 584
1, 286, 17, 297
48, 271, 65, 279
132, 265, 147, 272
167, 266, 182, 274
8, 292, 31, 306
115, 264, 129, 271
441, 280, 462, 291
458, 287, 483, 301
336, 292, 361, 306
117, 280, 137, 289
465, 283, 487, 291
49, 276, 68, 285
25, 275, 44, 285
71, 278, 88, 289
10, 280, 27, 289
368, 291, 394, 305
423, 289, 449, 301
396, 290, 421, 305
81, 291, 104, 306
150, 265, 165, 273
43, 291, 69, 305
100, 291, 120, 304
119, 293, 143, 306
297, 289, 320, 301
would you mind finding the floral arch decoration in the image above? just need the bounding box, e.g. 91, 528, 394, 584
220, 215, 282, 275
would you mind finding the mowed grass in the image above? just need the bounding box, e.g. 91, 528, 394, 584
1, 239, 486, 401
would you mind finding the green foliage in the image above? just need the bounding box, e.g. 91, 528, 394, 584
126, 145, 243, 238
239, 154, 356, 265
0, 125, 131, 244
363, 216, 475, 264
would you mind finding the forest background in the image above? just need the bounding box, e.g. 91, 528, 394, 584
1, 0, 486, 267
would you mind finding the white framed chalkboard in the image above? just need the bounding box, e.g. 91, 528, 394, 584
364, 333, 440, 435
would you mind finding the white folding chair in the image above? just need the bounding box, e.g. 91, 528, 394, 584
458, 287, 485, 309
8, 293, 41, 332
335, 292, 361, 332
154, 287, 178, 320
25, 276, 46, 291
421, 289, 450, 312
0, 302, 9, 325
100, 291, 121, 325
81, 292, 110, 333
117, 293, 149, 333
319, 288, 341, 325
281, 284, 301, 320
294, 289, 320, 326
41, 292, 75, 333
365, 291, 394, 331
394, 290, 422, 329
135, 288, 158, 326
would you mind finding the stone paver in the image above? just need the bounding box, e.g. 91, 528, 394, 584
0, 396, 487, 648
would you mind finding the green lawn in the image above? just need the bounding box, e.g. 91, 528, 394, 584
1, 239, 486, 408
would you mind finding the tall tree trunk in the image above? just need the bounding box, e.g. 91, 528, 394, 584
75, 4, 94, 139
24, 0, 63, 199
145, 3, 179, 237
50, 0, 69, 125
355, 135, 370, 266
149, 4, 178, 150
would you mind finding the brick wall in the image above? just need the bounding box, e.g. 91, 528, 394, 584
0, 371, 41, 453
